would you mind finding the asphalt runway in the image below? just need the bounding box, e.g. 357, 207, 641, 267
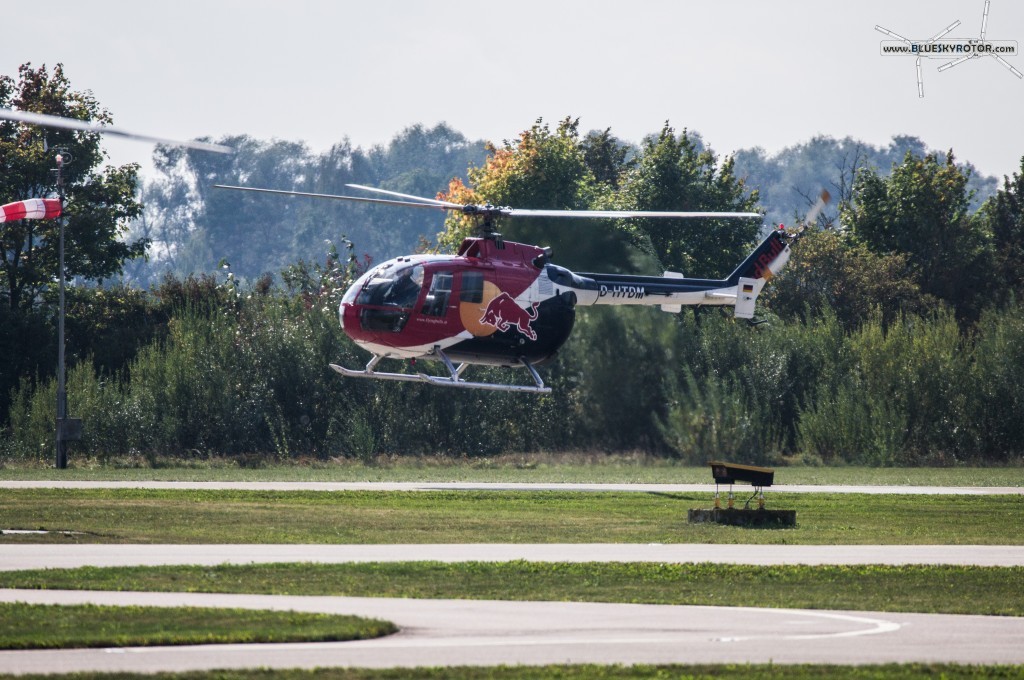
3, 588, 1024, 674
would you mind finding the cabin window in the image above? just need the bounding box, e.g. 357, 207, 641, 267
421, 271, 453, 317
460, 271, 484, 303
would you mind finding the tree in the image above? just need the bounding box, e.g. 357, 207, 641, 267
437, 117, 635, 272
843, 151, 992, 321
619, 123, 760, 278
732, 135, 997, 232
581, 128, 634, 190
978, 156, 1024, 308
137, 124, 487, 284
0, 63, 145, 311
762, 228, 936, 329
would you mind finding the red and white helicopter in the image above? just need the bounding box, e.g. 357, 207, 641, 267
0, 105, 826, 395
218, 183, 828, 394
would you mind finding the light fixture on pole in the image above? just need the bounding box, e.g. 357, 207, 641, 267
53, 150, 81, 469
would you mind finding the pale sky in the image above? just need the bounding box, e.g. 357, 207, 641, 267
5, 0, 1023, 181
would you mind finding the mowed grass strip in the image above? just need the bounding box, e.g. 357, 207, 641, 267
1, 489, 1022, 545
0, 601, 395, 650
3, 562, 1022, 616
1, 663, 1023, 680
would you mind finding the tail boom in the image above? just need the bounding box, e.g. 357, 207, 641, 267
557, 229, 794, 319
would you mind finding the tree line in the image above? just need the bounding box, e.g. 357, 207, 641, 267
2, 63, 1023, 466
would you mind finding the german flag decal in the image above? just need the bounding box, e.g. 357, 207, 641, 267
742, 283, 754, 293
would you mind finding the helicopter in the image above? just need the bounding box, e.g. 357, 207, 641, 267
0, 105, 826, 395
216, 183, 829, 394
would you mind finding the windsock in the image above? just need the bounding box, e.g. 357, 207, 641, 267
0, 198, 62, 223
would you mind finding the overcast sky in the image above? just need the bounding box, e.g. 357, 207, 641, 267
5, 0, 1023, 181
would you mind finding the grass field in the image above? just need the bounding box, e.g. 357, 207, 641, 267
1, 488, 1022, 545
2, 562, 1021, 616
0, 602, 395, 649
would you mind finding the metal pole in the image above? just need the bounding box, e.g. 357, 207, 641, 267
55, 152, 67, 469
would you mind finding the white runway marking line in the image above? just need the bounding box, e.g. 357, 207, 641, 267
710, 608, 902, 642
0, 480, 1021, 494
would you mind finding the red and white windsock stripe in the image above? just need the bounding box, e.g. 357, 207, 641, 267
0, 198, 62, 223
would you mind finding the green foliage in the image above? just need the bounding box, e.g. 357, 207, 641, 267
437, 117, 638, 272
660, 369, 778, 464
969, 304, 1024, 460
0, 602, 395, 649
762, 229, 936, 330
799, 310, 973, 465
4, 563, 1024, 619
7, 288, 1024, 464
619, 123, 759, 277
0, 63, 145, 311
581, 127, 635, 189
6, 277, 362, 461
978, 156, 1024, 308
844, 151, 993, 321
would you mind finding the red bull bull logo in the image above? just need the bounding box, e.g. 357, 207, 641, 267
480, 292, 539, 341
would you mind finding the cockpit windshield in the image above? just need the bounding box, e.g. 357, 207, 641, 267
356, 264, 424, 309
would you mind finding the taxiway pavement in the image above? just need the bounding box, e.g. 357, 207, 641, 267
3, 589, 1024, 673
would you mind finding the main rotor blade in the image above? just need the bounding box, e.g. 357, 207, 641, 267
216, 184, 761, 220
343, 184, 760, 218
0, 108, 233, 153
213, 184, 452, 211
345, 183, 462, 208
505, 208, 762, 219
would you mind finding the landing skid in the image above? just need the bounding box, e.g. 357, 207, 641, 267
329, 349, 551, 394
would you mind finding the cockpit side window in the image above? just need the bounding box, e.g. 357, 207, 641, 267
356, 264, 424, 309
355, 263, 424, 333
